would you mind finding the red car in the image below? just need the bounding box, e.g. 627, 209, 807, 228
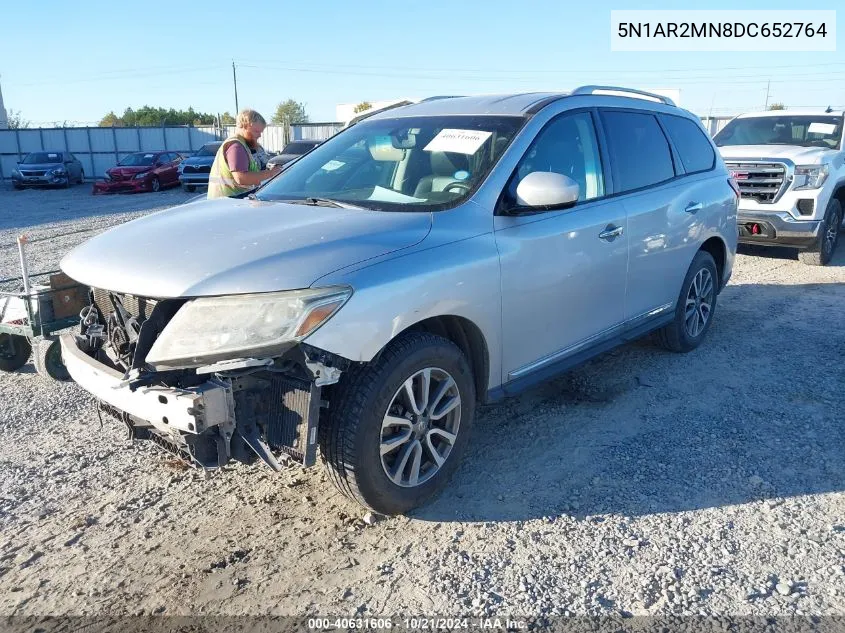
92, 151, 183, 194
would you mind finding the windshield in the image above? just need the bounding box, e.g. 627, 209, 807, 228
256, 115, 525, 210
715, 115, 843, 149
283, 141, 320, 155
22, 152, 62, 164
118, 153, 157, 167
195, 143, 221, 157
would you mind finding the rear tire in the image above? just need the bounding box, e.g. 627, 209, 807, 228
657, 250, 719, 353
33, 338, 71, 381
799, 199, 841, 266
319, 331, 475, 515
0, 334, 32, 372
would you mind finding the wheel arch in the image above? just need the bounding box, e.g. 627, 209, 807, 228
699, 236, 727, 291
386, 315, 491, 405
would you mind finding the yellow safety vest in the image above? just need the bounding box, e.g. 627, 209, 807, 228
207, 136, 260, 199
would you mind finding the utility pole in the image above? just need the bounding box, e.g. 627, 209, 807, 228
764, 79, 771, 110
232, 61, 239, 115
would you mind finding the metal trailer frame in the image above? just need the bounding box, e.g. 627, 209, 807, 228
0, 234, 88, 380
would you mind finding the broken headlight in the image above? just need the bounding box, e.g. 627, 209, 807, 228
144, 287, 352, 370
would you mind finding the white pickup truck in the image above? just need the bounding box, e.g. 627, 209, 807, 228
714, 110, 844, 265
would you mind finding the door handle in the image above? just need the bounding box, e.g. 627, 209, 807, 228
598, 225, 624, 241
685, 202, 703, 214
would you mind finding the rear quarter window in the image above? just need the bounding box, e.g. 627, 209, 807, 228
661, 114, 716, 174
600, 110, 675, 193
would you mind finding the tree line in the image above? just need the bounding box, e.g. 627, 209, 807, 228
95, 100, 316, 127
7, 99, 376, 129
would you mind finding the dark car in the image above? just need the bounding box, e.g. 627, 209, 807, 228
266, 140, 322, 169
178, 142, 222, 192
92, 151, 183, 194
12, 151, 85, 189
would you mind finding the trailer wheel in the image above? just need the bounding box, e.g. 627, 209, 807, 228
0, 334, 32, 372
34, 338, 71, 381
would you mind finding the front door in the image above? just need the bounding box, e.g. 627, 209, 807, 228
494, 110, 628, 382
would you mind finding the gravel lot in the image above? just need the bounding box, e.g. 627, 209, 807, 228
1, 184, 844, 620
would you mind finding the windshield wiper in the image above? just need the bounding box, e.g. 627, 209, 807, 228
282, 197, 359, 209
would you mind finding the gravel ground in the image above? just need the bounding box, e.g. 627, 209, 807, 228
1, 185, 844, 620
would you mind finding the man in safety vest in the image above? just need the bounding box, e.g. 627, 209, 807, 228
208, 109, 281, 199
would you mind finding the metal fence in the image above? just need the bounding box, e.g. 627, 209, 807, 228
0, 122, 344, 181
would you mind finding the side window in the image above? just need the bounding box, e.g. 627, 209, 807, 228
508, 111, 605, 205
600, 110, 675, 192
661, 115, 716, 174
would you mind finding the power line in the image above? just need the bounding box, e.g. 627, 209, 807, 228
238, 58, 845, 76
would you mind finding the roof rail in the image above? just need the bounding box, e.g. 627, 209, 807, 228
344, 100, 416, 128
419, 95, 465, 103
571, 85, 676, 106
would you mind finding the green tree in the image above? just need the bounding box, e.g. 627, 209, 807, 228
220, 111, 236, 125
99, 111, 124, 127
353, 101, 372, 114
99, 106, 216, 127
272, 99, 309, 125
768, 102, 786, 111
6, 109, 30, 129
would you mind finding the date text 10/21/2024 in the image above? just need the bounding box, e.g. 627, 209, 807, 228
307, 618, 529, 630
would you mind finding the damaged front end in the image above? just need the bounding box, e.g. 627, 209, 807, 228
61, 286, 351, 471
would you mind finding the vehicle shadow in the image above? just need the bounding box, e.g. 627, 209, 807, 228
415, 281, 845, 523
737, 229, 845, 267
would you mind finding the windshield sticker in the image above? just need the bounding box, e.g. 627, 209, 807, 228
454, 170, 470, 181
808, 122, 836, 135
367, 185, 426, 203
320, 160, 345, 171
424, 129, 492, 155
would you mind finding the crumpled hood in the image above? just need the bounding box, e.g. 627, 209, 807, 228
60, 197, 432, 297
718, 144, 836, 165
107, 165, 151, 178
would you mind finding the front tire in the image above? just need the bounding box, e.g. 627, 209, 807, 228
33, 338, 71, 381
319, 331, 476, 515
799, 199, 841, 266
151, 177, 161, 193
657, 250, 719, 353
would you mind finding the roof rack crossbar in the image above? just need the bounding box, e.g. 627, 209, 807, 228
571, 85, 676, 106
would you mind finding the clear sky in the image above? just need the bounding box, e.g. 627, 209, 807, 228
0, 0, 842, 126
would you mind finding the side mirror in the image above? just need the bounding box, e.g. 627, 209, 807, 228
515, 172, 580, 208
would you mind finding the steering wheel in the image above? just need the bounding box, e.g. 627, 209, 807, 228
442, 181, 472, 195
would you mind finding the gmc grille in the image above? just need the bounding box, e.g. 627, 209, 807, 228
726, 162, 788, 204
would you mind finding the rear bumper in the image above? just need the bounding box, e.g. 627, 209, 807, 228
60, 334, 234, 438
737, 212, 821, 249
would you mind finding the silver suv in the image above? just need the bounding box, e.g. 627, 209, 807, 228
60, 86, 738, 515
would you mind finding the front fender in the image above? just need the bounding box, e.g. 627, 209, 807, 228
305, 233, 503, 391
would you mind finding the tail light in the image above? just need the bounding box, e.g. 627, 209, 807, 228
727, 177, 741, 201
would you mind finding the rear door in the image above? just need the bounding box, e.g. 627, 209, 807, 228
598, 108, 703, 322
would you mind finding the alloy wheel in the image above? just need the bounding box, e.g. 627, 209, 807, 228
380, 367, 462, 488
684, 268, 714, 338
